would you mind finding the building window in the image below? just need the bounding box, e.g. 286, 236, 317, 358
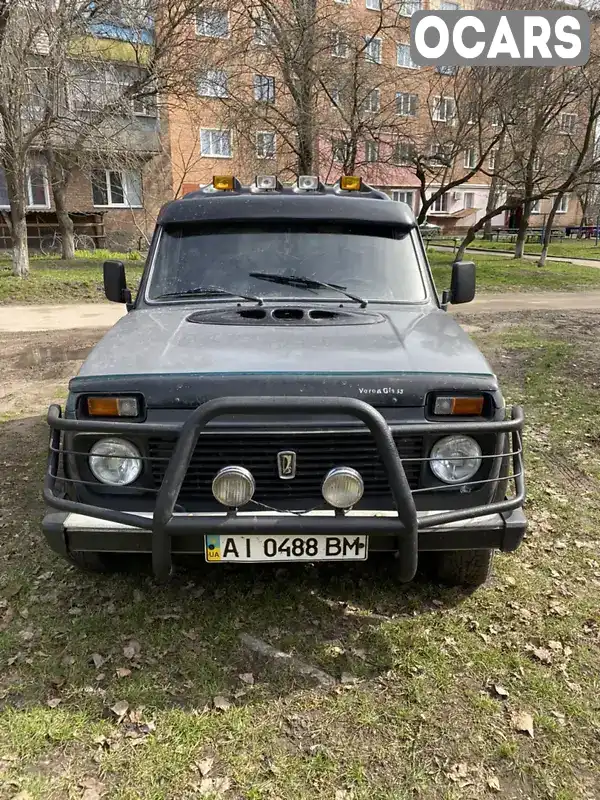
397, 43, 418, 69
437, 65, 457, 75
394, 140, 414, 165
366, 0, 381, 9
396, 92, 418, 117
196, 8, 229, 38
0, 168, 8, 207
253, 15, 274, 45
464, 148, 477, 169
364, 36, 382, 63
0, 166, 50, 208
254, 74, 275, 103
431, 193, 449, 212
200, 128, 232, 157
331, 87, 342, 108
335, 0, 350, 4
363, 89, 380, 113
332, 139, 348, 163
365, 140, 379, 162
256, 131, 276, 159
392, 190, 415, 208
197, 70, 228, 98
530, 199, 541, 214
440, 1, 459, 8
92, 169, 142, 207
532, 154, 541, 171
560, 113, 577, 134
69, 64, 157, 117
463, 191, 475, 209
488, 149, 497, 170
429, 143, 451, 166
399, 0, 421, 16
556, 194, 569, 213
432, 96, 455, 122
331, 31, 349, 58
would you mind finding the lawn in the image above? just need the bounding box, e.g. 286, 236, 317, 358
0, 312, 599, 798
432, 237, 600, 260
428, 251, 600, 293
3, 250, 600, 305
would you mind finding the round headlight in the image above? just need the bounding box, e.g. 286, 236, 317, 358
212, 466, 255, 507
322, 467, 364, 509
430, 435, 482, 484
89, 438, 142, 486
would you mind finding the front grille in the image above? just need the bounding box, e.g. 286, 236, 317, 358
147, 431, 424, 503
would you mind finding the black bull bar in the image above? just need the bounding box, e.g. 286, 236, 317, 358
44, 397, 526, 582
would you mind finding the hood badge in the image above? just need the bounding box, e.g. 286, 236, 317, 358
277, 451, 297, 480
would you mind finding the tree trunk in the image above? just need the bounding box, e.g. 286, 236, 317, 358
514, 200, 532, 259
537, 195, 561, 268
5, 167, 29, 277
483, 174, 501, 240
46, 149, 75, 259
455, 228, 476, 262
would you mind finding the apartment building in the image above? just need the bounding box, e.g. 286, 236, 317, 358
165, 0, 584, 231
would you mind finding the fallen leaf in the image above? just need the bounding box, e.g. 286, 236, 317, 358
335, 791, 352, 800
116, 667, 131, 679
238, 672, 254, 685
487, 775, 501, 792
91, 653, 105, 669
213, 695, 231, 711
532, 647, 553, 664
448, 763, 469, 781
133, 590, 144, 603
123, 640, 141, 660
492, 684, 509, 698
11, 792, 33, 800
79, 777, 106, 800
512, 711, 534, 738
197, 757, 214, 777
110, 700, 129, 719
551, 710, 566, 726
199, 776, 231, 795
47, 698, 62, 708
61, 655, 75, 667
182, 630, 197, 641
340, 672, 358, 685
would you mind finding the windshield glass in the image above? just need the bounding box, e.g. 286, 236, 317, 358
147, 223, 427, 303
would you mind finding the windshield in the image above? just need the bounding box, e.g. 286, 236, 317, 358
147, 223, 427, 304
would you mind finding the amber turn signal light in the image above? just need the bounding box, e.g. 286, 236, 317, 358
433, 396, 484, 416
340, 175, 362, 191
87, 396, 139, 417
213, 175, 235, 191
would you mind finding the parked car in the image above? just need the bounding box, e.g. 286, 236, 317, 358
419, 221, 442, 238
43, 175, 526, 588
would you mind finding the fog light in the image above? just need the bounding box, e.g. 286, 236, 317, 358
430, 435, 482, 484
212, 466, 255, 507
89, 438, 142, 486
297, 175, 319, 190
322, 467, 364, 509
256, 175, 277, 190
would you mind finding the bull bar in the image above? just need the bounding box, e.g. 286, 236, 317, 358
44, 397, 526, 582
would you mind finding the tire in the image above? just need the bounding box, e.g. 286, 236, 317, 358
66, 550, 119, 574
40, 234, 61, 256
433, 548, 495, 588
75, 234, 96, 253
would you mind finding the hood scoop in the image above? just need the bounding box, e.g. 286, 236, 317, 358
186, 305, 384, 326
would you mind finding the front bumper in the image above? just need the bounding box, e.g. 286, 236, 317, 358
44, 396, 526, 582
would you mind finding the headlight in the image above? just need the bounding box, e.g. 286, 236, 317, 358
212, 466, 255, 507
89, 438, 142, 486
430, 435, 482, 484
322, 467, 364, 509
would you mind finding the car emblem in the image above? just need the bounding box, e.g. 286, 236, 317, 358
277, 451, 297, 480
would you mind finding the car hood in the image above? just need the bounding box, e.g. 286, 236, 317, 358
71, 303, 498, 408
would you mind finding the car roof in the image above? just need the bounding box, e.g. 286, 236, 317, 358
157, 181, 418, 229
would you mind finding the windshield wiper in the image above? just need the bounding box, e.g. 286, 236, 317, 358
248, 272, 368, 308
155, 287, 264, 305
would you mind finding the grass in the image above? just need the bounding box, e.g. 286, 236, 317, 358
0, 313, 600, 797
433, 237, 600, 260
3, 249, 600, 305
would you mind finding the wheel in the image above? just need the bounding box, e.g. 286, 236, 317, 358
40, 234, 61, 256
74, 234, 96, 253
433, 549, 495, 588
66, 550, 119, 573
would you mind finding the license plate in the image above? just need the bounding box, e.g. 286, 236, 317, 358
205, 534, 368, 563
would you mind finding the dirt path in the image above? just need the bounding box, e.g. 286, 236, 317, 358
431, 244, 600, 268
2, 292, 600, 332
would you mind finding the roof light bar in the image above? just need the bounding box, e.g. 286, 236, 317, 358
255, 175, 278, 190
213, 175, 235, 191
340, 175, 362, 191
297, 175, 320, 191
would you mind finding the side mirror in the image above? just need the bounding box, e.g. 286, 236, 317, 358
103, 260, 132, 304
449, 260, 476, 305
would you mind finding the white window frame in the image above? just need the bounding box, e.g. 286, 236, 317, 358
397, 43, 418, 69
463, 191, 475, 209
364, 88, 380, 113
560, 113, 577, 134
332, 138, 348, 163
556, 194, 569, 214
197, 69, 228, 98
331, 31, 349, 58
365, 140, 379, 162
394, 140, 414, 165
488, 149, 497, 170
392, 190, 415, 209
396, 91, 417, 117
200, 128, 232, 158
530, 199, 541, 214
331, 87, 342, 108
431, 193, 449, 213
0, 166, 51, 209
399, 0, 421, 17
256, 131, 276, 159
334, 0, 351, 4
195, 8, 229, 38
366, 0, 381, 9
254, 74, 275, 103
92, 169, 143, 208
364, 36, 382, 64
432, 96, 455, 122
464, 148, 477, 169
